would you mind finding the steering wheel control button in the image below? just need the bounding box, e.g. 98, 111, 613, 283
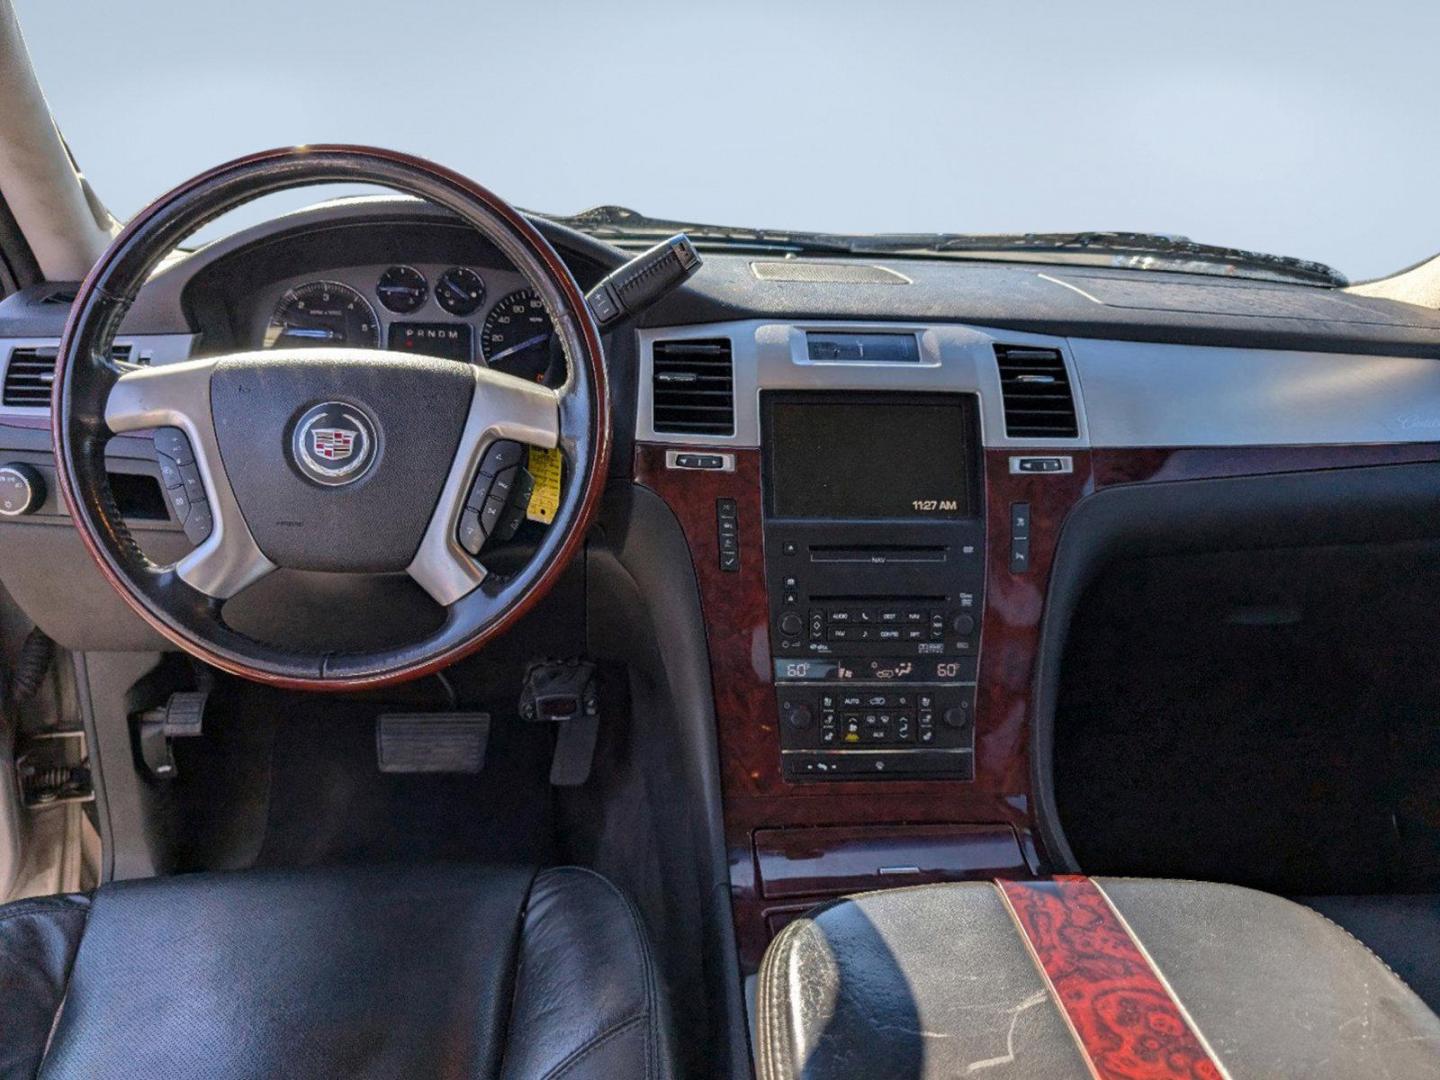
177, 463, 206, 502
153, 427, 194, 466
492, 471, 534, 542
291, 402, 378, 487
480, 440, 525, 476
167, 485, 191, 524
0, 463, 44, 516
459, 454, 537, 556
156, 453, 184, 490
489, 465, 519, 502
457, 508, 486, 555
183, 500, 214, 545
479, 494, 506, 535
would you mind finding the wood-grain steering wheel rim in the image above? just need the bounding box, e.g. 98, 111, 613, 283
52, 146, 610, 690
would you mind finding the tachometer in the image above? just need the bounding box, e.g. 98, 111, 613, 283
264, 281, 379, 349
481, 287, 557, 384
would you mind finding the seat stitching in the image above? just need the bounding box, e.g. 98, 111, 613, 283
1295, 903, 1425, 998
544, 866, 661, 1080
540, 1013, 646, 1080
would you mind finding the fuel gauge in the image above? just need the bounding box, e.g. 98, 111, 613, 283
435, 267, 486, 316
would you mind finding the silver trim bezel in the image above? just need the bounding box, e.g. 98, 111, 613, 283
636, 320, 1090, 449
104, 356, 277, 599
637, 319, 1440, 450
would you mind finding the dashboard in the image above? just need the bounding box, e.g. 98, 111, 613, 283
0, 193, 1439, 969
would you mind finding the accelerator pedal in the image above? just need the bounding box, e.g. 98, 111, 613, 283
376, 713, 491, 774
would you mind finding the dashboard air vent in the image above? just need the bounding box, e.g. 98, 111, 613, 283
994, 345, 1078, 439
3, 345, 59, 406
2, 344, 132, 406
651, 338, 734, 436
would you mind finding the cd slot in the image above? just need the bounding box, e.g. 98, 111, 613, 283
809, 545, 947, 565
809, 594, 948, 605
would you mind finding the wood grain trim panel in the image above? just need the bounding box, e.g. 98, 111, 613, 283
1000, 877, 1226, 1080
636, 442, 1089, 967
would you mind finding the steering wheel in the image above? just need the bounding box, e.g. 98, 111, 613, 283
52, 146, 610, 690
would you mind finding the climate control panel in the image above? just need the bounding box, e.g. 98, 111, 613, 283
777, 682, 976, 780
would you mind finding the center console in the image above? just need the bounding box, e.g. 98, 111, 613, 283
761, 392, 985, 781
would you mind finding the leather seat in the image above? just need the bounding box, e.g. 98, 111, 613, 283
757, 877, 1440, 1079
0, 863, 675, 1080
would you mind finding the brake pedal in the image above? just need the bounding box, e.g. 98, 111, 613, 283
376, 713, 491, 774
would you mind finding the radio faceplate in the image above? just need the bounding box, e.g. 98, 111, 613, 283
761, 391, 985, 782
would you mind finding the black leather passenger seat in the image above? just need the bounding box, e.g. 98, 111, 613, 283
0, 863, 675, 1080
757, 877, 1440, 1079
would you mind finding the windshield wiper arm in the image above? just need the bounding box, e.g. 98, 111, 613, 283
538, 205, 857, 255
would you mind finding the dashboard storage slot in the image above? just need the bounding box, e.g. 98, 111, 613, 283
753, 824, 1025, 900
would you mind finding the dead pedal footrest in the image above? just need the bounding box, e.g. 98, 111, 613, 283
376, 713, 491, 774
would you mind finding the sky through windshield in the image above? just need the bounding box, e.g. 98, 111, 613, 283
15, 0, 1439, 280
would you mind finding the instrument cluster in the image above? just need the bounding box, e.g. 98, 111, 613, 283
262, 263, 560, 385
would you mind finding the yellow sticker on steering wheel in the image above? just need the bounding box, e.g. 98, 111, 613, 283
527, 446, 562, 524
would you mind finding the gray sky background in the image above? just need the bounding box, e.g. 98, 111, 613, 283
15, 0, 1439, 281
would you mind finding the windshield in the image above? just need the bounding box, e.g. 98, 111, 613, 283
15, 0, 1436, 283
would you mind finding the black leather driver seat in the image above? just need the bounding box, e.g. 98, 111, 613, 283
0, 864, 675, 1080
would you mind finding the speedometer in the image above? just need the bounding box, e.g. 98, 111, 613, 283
481, 288, 557, 384
264, 281, 380, 349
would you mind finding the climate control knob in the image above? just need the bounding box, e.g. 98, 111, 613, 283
0, 463, 44, 517
783, 703, 814, 730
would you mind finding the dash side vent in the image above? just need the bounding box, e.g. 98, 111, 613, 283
3, 343, 132, 407
994, 344, 1079, 439
651, 338, 734, 436
2, 345, 58, 406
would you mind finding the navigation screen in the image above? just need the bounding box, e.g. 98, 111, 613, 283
763, 394, 978, 519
